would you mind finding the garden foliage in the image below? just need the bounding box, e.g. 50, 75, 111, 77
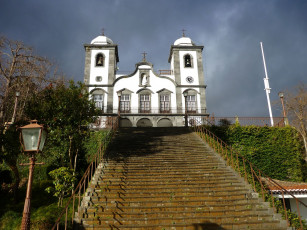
207, 124, 306, 182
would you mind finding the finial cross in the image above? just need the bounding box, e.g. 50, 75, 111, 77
101, 28, 105, 36
182, 29, 186, 37
142, 51, 147, 61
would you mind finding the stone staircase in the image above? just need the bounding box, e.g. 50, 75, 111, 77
75, 127, 289, 229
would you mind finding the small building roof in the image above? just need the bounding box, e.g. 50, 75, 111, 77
263, 178, 307, 195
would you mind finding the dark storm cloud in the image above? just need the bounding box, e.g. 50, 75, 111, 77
1, 0, 306, 117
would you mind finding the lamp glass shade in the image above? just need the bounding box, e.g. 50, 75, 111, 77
278, 92, 284, 98
39, 130, 47, 151
21, 128, 41, 151
183, 92, 188, 97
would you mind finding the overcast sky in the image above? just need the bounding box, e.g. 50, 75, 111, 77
1, 0, 306, 117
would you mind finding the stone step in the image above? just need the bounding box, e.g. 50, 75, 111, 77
92, 180, 245, 189
100, 169, 233, 176
98, 175, 238, 183
96, 176, 241, 184
80, 202, 270, 214
86, 192, 251, 203
79, 221, 287, 230
86, 188, 251, 198
81, 214, 282, 227
81, 197, 265, 210
91, 184, 250, 194
100, 170, 237, 177
102, 159, 225, 165
82, 210, 278, 222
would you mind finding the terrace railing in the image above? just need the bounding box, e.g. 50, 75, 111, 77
97, 107, 208, 115
205, 116, 285, 127
158, 70, 173, 75
192, 124, 306, 229
115, 70, 174, 76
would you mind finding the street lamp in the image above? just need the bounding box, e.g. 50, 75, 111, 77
278, 92, 289, 125
183, 92, 188, 127
20, 120, 47, 230
11, 91, 20, 123
117, 91, 122, 117
117, 91, 122, 128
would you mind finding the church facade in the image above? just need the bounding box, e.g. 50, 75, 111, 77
83, 33, 208, 128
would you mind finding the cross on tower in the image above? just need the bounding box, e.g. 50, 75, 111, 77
182, 29, 186, 37
101, 28, 105, 36
142, 51, 147, 61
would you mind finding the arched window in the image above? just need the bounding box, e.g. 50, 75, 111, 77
183, 90, 198, 113
157, 89, 172, 113
120, 94, 131, 113
95, 53, 104, 67
160, 94, 170, 113
118, 89, 133, 113
186, 95, 196, 113
93, 94, 104, 110
184, 54, 192, 68
137, 89, 153, 113
91, 88, 105, 111
140, 94, 151, 113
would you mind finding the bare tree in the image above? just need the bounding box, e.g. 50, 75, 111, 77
284, 83, 307, 160
0, 36, 63, 125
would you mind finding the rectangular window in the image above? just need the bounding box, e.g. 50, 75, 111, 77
160, 95, 170, 113
120, 94, 130, 113
140, 94, 150, 113
93, 94, 103, 110
187, 95, 196, 113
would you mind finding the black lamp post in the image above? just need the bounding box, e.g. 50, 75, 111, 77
183, 92, 188, 127
117, 91, 122, 117
117, 91, 122, 128
20, 120, 47, 230
278, 92, 289, 125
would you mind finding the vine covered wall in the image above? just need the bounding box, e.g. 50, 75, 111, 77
207, 125, 307, 182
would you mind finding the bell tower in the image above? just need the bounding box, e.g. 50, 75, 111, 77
168, 33, 207, 114
84, 33, 119, 112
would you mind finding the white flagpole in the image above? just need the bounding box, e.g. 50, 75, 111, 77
260, 42, 274, 127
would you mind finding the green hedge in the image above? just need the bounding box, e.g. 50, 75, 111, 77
207, 125, 306, 182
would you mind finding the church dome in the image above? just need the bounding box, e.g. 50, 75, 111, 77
174, 36, 195, 46
91, 35, 113, 45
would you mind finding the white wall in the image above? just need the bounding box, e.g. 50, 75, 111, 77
275, 195, 307, 221
290, 197, 307, 221
113, 65, 176, 112
179, 50, 199, 85
89, 50, 110, 85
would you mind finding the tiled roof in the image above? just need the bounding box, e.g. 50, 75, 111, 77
262, 178, 307, 195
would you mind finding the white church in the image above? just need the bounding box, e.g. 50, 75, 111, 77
83, 32, 208, 128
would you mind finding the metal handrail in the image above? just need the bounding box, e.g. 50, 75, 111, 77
192, 124, 306, 229
205, 116, 285, 127
51, 116, 119, 230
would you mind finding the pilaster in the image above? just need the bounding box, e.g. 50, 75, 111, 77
84, 47, 91, 91
173, 49, 183, 112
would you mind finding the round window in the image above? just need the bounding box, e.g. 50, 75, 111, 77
186, 76, 194, 83
96, 76, 102, 82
